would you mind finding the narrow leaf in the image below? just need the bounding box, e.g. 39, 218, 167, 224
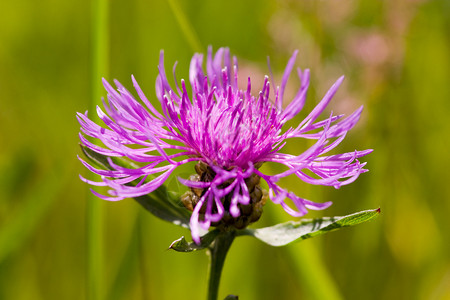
238, 208, 380, 247
133, 192, 190, 228
80, 145, 191, 227
169, 230, 220, 252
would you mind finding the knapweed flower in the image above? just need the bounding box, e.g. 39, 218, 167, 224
77, 47, 371, 243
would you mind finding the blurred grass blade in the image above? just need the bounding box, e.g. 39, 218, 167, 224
167, 0, 202, 52
284, 239, 342, 300
81, 145, 191, 227
106, 214, 140, 300
168, 229, 220, 252
88, 0, 109, 298
238, 208, 380, 246
0, 169, 68, 263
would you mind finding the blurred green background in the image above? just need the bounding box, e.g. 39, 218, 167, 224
1, 0, 449, 299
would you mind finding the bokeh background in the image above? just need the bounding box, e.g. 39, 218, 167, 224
1, 0, 449, 299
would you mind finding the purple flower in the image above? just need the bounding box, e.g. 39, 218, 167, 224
77, 47, 371, 243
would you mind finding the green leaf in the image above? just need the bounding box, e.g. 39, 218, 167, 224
224, 295, 239, 300
168, 229, 220, 252
80, 145, 191, 228
238, 208, 380, 247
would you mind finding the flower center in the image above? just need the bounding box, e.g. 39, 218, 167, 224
181, 161, 268, 230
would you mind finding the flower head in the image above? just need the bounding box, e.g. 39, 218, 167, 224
77, 47, 372, 243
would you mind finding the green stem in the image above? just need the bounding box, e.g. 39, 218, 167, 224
207, 231, 236, 300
